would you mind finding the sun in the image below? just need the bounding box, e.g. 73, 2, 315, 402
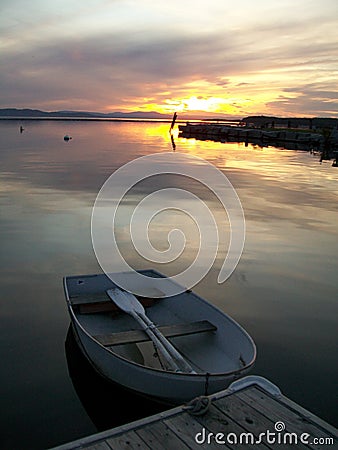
164, 96, 240, 115
177, 96, 221, 112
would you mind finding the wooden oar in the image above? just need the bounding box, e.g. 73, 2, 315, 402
106, 288, 182, 372
106, 288, 196, 374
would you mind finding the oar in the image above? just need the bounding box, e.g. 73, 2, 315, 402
136, 309, 196, 374
106, 288, 196, 374
106, 288, 182, 372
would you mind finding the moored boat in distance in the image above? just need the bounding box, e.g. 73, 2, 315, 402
64, 270, 256, 404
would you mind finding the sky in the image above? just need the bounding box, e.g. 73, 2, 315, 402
1, 0, 338, 117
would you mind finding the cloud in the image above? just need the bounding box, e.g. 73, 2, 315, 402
1, 0, 337, 115
266, 81, 338, 116
267, 97, 338, 117
0, 31, 249, 109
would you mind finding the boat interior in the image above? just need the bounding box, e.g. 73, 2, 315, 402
65, 271, 255, 374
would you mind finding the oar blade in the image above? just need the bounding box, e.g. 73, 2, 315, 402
106, 288, 145, 315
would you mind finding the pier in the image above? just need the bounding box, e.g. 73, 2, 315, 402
51, 376, 337, 449
179, 123, 338, 159
179, 123, 323, 147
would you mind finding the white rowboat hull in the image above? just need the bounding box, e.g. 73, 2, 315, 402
64, 270, 256, 404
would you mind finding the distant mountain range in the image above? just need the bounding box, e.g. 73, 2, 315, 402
0, 108, 173, 119
1, 109, 336, 127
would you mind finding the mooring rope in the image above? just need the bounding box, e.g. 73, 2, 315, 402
184, 396, 211, 416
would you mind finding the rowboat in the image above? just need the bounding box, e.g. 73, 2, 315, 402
64, 270, 256, 404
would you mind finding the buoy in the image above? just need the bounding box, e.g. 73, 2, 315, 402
64, 135, 72, 141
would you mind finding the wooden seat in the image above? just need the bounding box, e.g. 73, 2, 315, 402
94, 320, 217, 346
70, 293, 157, 314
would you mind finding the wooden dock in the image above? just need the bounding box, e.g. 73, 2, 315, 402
178, 123, 325, 151
51, 376, 337, 449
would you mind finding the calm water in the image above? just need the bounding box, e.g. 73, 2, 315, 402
0, 120, 337, 449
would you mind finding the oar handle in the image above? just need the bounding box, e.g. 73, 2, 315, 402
139, 312, 196, 374
131, 311, 182, 372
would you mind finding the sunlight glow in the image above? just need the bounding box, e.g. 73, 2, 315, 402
159, 96, 243, 116
2, 0, 337, 117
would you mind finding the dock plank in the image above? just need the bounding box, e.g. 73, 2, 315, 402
105, 430, 151, 449
164, 412, 226, 449
238, 387, 338, 450
193, 403, 271, 450
83, 442, 111, 450
213, 392, 307, 450
135, 421, 192, 450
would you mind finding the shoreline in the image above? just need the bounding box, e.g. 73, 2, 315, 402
0, 116, 176, 124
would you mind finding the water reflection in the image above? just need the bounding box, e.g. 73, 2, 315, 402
65, 325, 166, 430
0, 120, 337, 449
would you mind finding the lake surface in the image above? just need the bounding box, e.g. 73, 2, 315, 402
0, 120, 337, 449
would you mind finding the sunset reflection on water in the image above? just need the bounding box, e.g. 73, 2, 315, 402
0, 120, 337, 449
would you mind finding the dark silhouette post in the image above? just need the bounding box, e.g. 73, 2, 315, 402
169, 112, 177, 134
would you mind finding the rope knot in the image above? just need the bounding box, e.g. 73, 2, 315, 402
184, 396, 211, 416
